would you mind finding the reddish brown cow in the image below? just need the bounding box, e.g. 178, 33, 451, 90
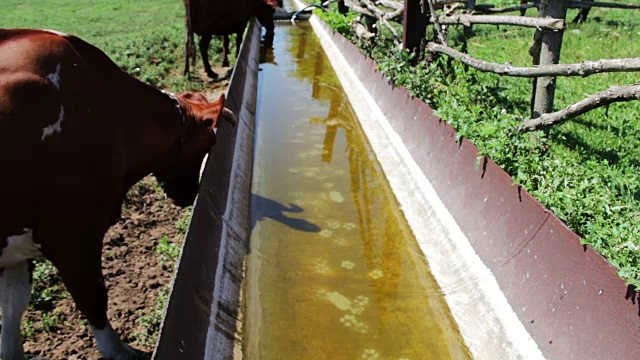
183, 0, 277, 78
0, 28, 236, 359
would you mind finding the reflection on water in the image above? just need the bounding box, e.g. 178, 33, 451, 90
259, 41, 277, 65
244, 23, 471, 360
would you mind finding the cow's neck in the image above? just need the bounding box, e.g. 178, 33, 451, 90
113, 77, 187, 188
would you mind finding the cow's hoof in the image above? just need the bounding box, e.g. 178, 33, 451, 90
100, 342, 141, 360
206, 70, 219, 79
110, 346, 140, 360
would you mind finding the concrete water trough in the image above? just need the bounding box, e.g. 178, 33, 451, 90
153, 4, 640, 359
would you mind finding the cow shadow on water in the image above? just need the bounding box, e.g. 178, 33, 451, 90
250, 194, 321, 234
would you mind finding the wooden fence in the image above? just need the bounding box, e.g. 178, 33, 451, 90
335, 0, 640, 131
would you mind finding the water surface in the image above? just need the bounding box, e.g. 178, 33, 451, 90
243, 23, 470, 360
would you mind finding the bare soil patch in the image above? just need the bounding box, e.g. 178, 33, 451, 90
168, 65, 232, 101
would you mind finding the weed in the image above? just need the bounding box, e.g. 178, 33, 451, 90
134, 287, 170, 347
175, 209, 192, 235
136, 233, 183, 345
22, 320, 35, 340
40, 312, 61, 332
31, 261, 65, 311
155, 236, 180, 266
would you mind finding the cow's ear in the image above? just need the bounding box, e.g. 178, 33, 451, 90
200, 94, 225, 128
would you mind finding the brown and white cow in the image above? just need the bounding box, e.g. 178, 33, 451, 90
183, 0, 278, 78
0, 28, 236, 359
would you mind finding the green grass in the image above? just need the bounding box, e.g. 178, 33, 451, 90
30, 261, 65, 311
155, 236, 182, 266
317, 5, 640, 287
3, 0, 232, 91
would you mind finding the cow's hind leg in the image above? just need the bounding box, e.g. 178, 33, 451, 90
199, 34, 217, 79
235, 31, 244, 62
222, 35, 231, 68
0, 261, 31, 360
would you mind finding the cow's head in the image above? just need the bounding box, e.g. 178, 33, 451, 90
155, 92, 237, 207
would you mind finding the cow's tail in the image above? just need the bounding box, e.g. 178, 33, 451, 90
184, 0, 196, 76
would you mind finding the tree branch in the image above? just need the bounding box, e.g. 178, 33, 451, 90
360, 0, 402, 21
427, 42, 640, 78
521, 83, 640, 131
474, 3, 539, 14
354, 21, 376, 39
431, 14, 565, 30
344, 0, 375, 17
434, 0, 467, 5
427, 0, 448, 44
343, 0, 402, 44
362, 0, 401, 41
376, 0, 403, 10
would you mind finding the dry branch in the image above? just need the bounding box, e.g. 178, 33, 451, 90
344, 0, 375, 17
522, 83, 640, 130
354, 21, 376, 39
376, 0, 403, 10
434, 0, 467, 5
431, 14, 565, 30
344, 0, 402, 44
427, 42, 640, 78
361, 0, 403, 21
427, 0, 448, 44
474, 3, 539, 14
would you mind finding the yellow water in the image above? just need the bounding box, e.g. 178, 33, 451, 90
243, 23, 471, 360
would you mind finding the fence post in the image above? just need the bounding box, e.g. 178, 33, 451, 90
464, 0, 476, 37
403, 0, 427, 61
532, 0, 569, 119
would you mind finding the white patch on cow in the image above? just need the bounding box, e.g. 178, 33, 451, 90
90, 322, 137, 360
0, 261, 31, 360
42, 29, 69, 37
0, 229, 41, 269
41, 105, 65, 141
47, 63, 62, 89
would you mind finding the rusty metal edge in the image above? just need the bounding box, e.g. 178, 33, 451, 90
152, 19, 261, 360
306, 12, 640, 360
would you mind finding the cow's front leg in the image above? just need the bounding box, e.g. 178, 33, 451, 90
0, 261, 32, 360
199, 34, 217, 79
45, 239, 137, 360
